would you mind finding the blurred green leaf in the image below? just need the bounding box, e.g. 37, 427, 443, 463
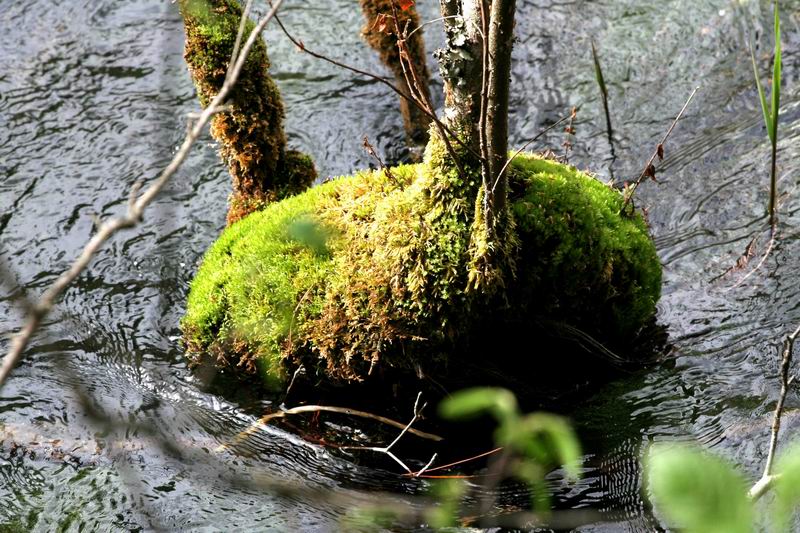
646, 444, 753, 533
425, 479, 467, 529
772, 442, 800, 532
286, 216, 332, 256
438, 387, 518, 423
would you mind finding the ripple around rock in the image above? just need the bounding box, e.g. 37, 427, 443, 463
2, 0, 800, 530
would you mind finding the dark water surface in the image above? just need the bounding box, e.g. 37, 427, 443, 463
2, 0, 800, 530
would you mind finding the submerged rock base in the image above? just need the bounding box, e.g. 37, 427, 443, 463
182, 142, 661, 390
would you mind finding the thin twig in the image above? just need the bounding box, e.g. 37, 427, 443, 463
404, 15, 460, 40
729, 229, 776, 290
215, 398, 443, 453
748, 322, 800, 500
490, 112, 574, 194
0, 0, 286, 388
621, 85, 699, 213
226, 0, 254, 83
363, 135, 401, 187
269, 3, 483, 162
403, 446, 503, 477
390, 6, 467, 179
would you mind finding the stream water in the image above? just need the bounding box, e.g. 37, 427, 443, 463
2, 0, 800, 531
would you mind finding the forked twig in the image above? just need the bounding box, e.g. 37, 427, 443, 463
749, 322, 800, 500
340, 392, 438, 475
0, 0, 286, 388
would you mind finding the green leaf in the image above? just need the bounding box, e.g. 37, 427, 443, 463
772, 442, 800, 532
498, 413, 582, 481
771, 0, 781, 145
438, 387, 518, 423
646, 444, 754, 533
752, 44, 773, 142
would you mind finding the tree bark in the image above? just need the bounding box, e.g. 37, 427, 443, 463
484, 0, 516, 221
360, 0, 432, 146
437, 0, 484, 154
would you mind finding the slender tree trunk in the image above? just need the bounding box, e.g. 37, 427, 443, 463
484, 0, 516, 222
179, 0, 316, 225
437, 0, 484, 154
360, 0, 432, 145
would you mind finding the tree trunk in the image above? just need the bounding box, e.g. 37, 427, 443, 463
179, 0, 317, 225
437, 0, 484, 154
360, 0, 432, 146
484, 0, 516, 224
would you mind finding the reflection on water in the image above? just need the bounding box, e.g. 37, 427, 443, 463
2, 0, 800, 530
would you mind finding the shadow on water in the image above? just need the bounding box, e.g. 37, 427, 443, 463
2, 0, 800, 530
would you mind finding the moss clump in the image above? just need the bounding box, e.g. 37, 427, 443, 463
508, 156, 661, 339
182, 150, 661, 386
182, 179, 340, 384
179, 0, 316, 224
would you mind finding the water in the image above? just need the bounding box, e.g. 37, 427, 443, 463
2, 0, 800, 530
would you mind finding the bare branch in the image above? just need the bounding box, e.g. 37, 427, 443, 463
621, 85, 699, 213
216, 396, 443, 453
0, 0, 287, 388
749, 322, 800, 500
269, 3, 483, 162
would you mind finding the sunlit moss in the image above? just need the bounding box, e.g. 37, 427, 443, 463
179, 0, 316, 224
183, 145, 661, 386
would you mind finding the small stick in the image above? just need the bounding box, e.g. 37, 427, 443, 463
591, 40, 614, 143
621, 85, 699, 213
748, 322, 800, 500
215, 397, 443, 453
362, 135, 401, 187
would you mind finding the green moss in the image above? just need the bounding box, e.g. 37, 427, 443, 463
508, 156, 661, 339
182, 151, 661, 386
182, 180, 339, 383
179, 0, 316, 224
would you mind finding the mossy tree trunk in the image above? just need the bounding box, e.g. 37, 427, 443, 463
360, 0, 432, 146
435, 0, 518, 290
179, 0, 317, 225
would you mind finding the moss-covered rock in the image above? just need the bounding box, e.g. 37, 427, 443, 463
182, 146, 661, 388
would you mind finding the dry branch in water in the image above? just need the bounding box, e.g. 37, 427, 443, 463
216, 393, 443, 454
0, 0, 286, 388
749, 322, 800, 500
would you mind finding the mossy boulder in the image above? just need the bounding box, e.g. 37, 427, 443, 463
182, 145, 661, 388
